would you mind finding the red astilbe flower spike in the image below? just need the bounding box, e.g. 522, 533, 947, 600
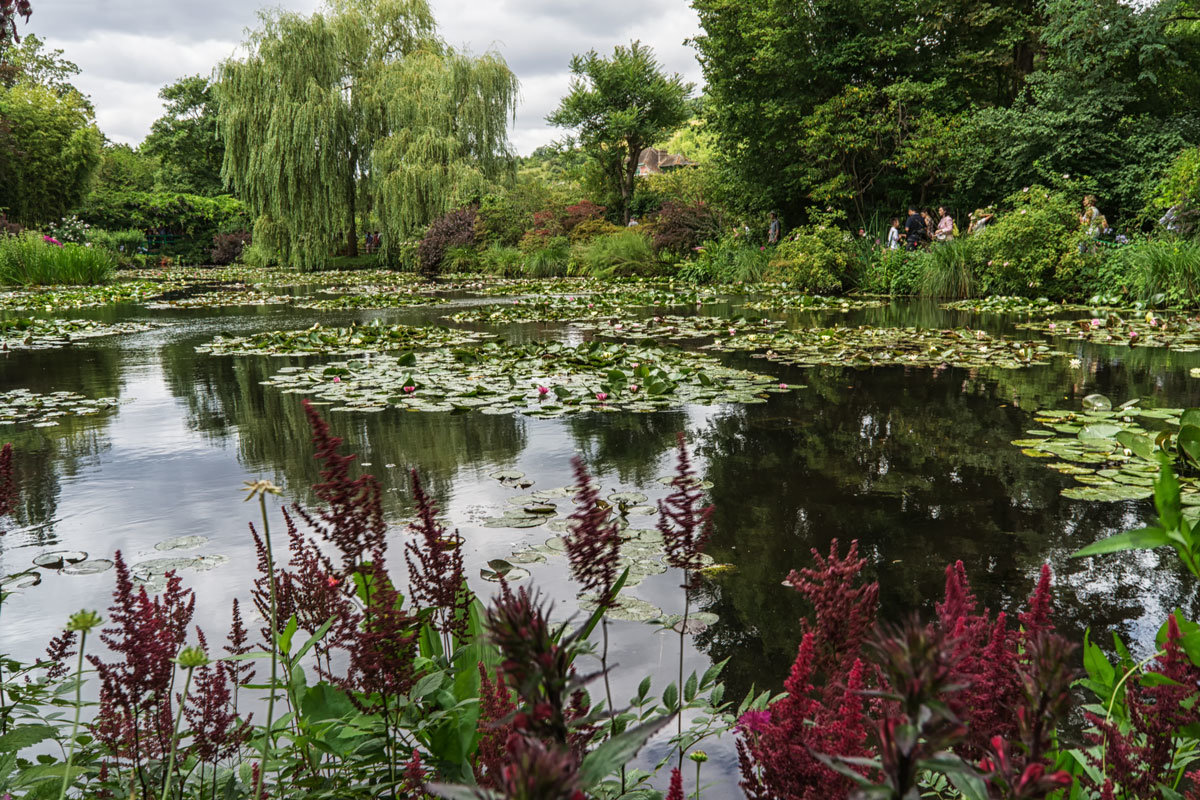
224, 599, 256, 691
404, 469, 467, 639
184, 628, 251, 764
1019, 563, 1055, 639
344, 555, 418, 702
783, 539, 879, 687
89, 552, 194, 774
0, 442, 14, 518
398, 750, 431, 799
1086, 613, 1200, 797
564, 457, 622, 607
295, 399, 386, 570
493, 733, 587, 800
41, 627, 77, 681
657, 433, 714, 574
666, 767, 685, 800
474, 662, 516, 788
486, 586, 581, 747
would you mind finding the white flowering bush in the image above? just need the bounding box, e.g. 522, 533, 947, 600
46, 215, 92, 244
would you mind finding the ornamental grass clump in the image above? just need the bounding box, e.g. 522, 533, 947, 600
0, 231, 115, 286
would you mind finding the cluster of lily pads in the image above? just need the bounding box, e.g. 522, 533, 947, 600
573, 314, 784, 342
941, 296, 1073, 314
197, 320, 492, 356
144, 288, 294, 309
0, 389, 118, 427
446, 289, 718, 325
1010, 394, 1200, 502
1014, 313, 1200, 350
294, 292, 446, 311
263, 340, 793, 417
0, 318, 161, 350
700, 325, 1064, 369
741, 294, 887, 312
0, 281, 166, 311
476, 470, 724, 626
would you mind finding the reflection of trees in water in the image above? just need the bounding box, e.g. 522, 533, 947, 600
690, 364, 1200, 701
564, 410, 687, 485
0, 345, 122, 544
158, 339, 529, 511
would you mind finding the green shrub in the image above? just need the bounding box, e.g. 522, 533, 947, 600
568, 217, 622, 244
87, 228, 146, 266
919, 238, 978, 298
571, 230, 658, 278
441, 244, 480, 273
972, 186, 1085, 297
476, 194, 529, 248
857, 247, 923, 295
678, 238, 769, 283
0, 232, 115, 285
524, 237, 571, 277
476, 244, 524, 276
1128, 237, 1200, 307
766, 222, 856, 292
76, 189, 249, 265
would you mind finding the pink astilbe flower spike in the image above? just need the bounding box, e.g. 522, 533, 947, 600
563, 457, 622, 607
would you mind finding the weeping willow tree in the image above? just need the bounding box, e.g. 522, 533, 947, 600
217, 0, 518, 269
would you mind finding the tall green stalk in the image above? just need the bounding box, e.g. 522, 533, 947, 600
163, 647, 208, 800
244, 481, 281, 800
677, 568, 690, 769
57, 610, 102, 800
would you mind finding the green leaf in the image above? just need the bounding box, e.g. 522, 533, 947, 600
277, 614, 299, 656
426, 784, 502, 800
1072, 527, 1169, 558
300, 682, 355, 723
1177, 425, 1200, 471
0, 725, 56, 753
684, 671, 698, 703
1115, 430, 1155, 460
662, 682, 678, 712
578, 714, 675, 788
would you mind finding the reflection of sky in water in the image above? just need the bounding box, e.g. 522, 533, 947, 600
1, 296, 1200, 792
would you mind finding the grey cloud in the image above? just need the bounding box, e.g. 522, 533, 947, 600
19, 0, 700, 154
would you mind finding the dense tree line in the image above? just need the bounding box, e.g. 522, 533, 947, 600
692, 0, 1200, 224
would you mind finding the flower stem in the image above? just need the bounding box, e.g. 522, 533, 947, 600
56, 631, 87, 800
252, 492, 280, 800
695, 758, 702, 800
677, 568, 690, 769
600, 617, 624, 793
162, 665, 194, 800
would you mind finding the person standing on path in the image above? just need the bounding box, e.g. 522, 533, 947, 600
904, 206, 926, 250
887, 217, 901, 250
935, 207, 955, 241
767, 212, 781, 245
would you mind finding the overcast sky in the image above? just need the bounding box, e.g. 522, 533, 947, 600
22, 0, 703, 155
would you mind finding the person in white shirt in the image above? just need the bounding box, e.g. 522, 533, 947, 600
887, 217, 901, 250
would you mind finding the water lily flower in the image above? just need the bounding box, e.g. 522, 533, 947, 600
1091, 318, 1103, 327
1048, 322, 1056, 331
332, 376, 341, 383
1129, 330, 1139, 339
614, 324, 623, 329
629, 384, 639, 392
403, 385, 415, 393
537, 385, 550, 395
653, 316, 662, 323
728, 328, 737, 336
587, 303, 594, 308
778, 383, 788, 390
595, 392, 608, 402
567, 296, 575, 301
1070, 357, 1082, 368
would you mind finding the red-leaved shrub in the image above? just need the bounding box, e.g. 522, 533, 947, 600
418, 207, 477, 276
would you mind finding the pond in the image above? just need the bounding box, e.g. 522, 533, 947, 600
2, 278, 1199, 792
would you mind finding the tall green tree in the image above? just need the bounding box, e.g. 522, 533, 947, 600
142, 75, 223, 196
547, 41, 692, 224
217, 0, 518, 268
94, 141, 157, 193
0, 82, 100, 225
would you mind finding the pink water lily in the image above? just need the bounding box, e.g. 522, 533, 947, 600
1048, 322, 1056, 331
403, 385, 415, 393
587, 303, 594, 308
595, 392, 608, 402
1129, 330, 1139, 339
779, 383, 788, 390
728, 328, 737, 336
332, 376, 341, 383
1150, 318, 1159, 327
1091, 318, 1103, 327
629, 384, 639, 392
537, 385, 550, 395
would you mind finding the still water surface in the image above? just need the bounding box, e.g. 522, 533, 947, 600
3, 290, 1199, 786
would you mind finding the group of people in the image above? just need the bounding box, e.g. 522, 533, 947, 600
364, 230, 383, 253
888, 206, 958, 250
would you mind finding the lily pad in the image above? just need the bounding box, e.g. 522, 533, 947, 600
32, 550, 87, 569
2, 571, 40, 589
0, 318, 161, 351
155, 535, 209, 551
62, 559, 115, 575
